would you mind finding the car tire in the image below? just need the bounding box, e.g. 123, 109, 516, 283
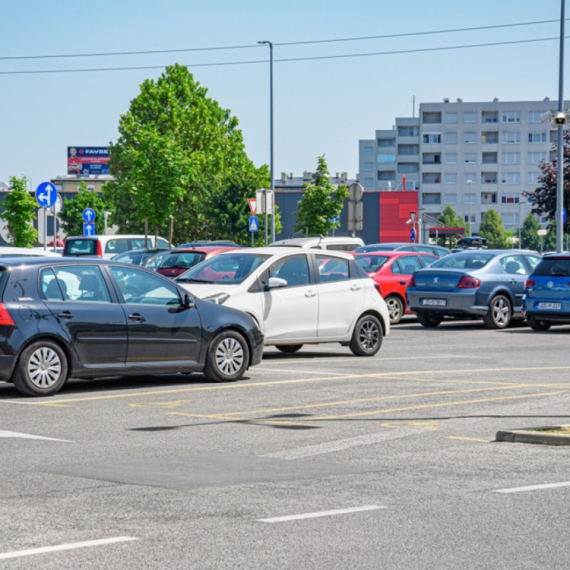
276, 345, 303, 354
483, 295, 512, 329
349, 315, 383, 357
204, 330, 249, 383
385, 295, 404, 325
527, 316, 552, 331
12, 340, 68, 397
416, 312, 443, 328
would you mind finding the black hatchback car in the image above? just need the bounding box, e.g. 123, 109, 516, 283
0, 258, 263, 397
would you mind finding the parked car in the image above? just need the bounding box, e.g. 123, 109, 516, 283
406, 250, 542, 329
0, 247, 61, 258
354, 251, 438, 324
112, 248, 172, 270
523, 253, 570, 331
176, 247, 389, 356
355, 242, 450, 258
0, 258, 263, 397
63, 235, 170, 260
176, 240, 241, 249
156, 245, 243, 278
269, 236, 364, 251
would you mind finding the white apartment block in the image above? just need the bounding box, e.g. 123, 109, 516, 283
359, 98, 569, 233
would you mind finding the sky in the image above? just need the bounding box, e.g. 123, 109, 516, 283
0, 0, 567, 191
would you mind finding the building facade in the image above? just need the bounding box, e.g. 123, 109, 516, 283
359, 98, 569, 234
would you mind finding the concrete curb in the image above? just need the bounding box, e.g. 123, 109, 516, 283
496, 426, 570, 446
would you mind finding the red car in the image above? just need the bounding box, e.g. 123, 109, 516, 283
354, 251, 437, 324
156, 245, 243, 278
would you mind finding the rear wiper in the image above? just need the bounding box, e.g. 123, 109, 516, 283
550, 272, 569, 277
176, 277, 213, 283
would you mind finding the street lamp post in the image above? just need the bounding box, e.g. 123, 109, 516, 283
557, 0, 566, 253
467, 179, 473, 236
258, 40, 275, 245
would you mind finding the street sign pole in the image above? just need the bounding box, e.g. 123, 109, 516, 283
52, 203, 57, 252
44, 208, 47, 251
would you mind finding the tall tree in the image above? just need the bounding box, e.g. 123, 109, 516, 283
294, 156, 348, 235
0, 176, 38, 247
520, 213, 541, 251
524, 129, 570, 232
107, 64, 264, 245
437, 206, 466, 248
479, 208, 509, 248
58, 181, 108, 237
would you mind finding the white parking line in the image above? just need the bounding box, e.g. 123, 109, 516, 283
260, 354, 489, 365
0, 537, 138, 560
259, 505, 385, 523
0, 430, 72, 442
254, 367, 347, 376
495, 482, 570, 494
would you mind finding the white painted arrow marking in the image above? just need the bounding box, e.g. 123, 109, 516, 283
0, 430, 72, 442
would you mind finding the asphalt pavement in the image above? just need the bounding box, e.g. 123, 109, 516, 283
1, 317, 570, 569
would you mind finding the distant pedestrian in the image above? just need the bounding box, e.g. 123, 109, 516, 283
48, 234, 64, 247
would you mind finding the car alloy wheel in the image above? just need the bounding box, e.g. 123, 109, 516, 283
349, 314, 383, 356
204, 330, 250, 382
484, 295, 512, 329
28, 347, 62, 389
385, 295, 404, 325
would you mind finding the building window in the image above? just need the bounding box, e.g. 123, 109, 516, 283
444, 193, 457, 205
502, 213, 520, 225
398, 163, 419, 173
423, 112, 442, 124
445, 173, 457, 184
502, 111, 521, 123
422, 193, 441, 204
482, 111, 499, 123
377, 154, 396, 163
481, 193, 497, 204
527, 172, 541, 185
502, 131, 520, 144
464, 173, 476, 184
482, 131, 499, 144
501, 193, 520, 204
364, 147, 374, 156
423, 133, 441, 144
464, 153, 477, 164
501, 152, 520, 164
482, 172, 498, 184
464, 132, 477, 144
398, 126, 419, 137
464, 214, 476, 223
482, 152, 498, 164
378, 171, 396, 181
501, 172, 520, 185
550, 131, 558, 143
378, 138, 395, 147
464, 112, 477, 123
528, 111, 544, 123
363, 177, 374, 187
398, 144, 419, 155
422, 173, 441, 184
422, 153, 441, 164
528, 132, 547, 144
445, 153, 457, 164
463, 193, 476, 204
445, 112, 458, 124
364, 162, 374, 171
444, 132, 458, 144
528, 152, 547, 164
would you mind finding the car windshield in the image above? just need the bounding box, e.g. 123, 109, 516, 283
355, 255, 390, 272
160, 252, 206, 270
432, 252, 494, 270
532, 258, 570, 277
177, 253, 270, 284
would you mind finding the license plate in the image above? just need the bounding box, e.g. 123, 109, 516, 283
421, 298, 446, 306
537, 302, 561, 310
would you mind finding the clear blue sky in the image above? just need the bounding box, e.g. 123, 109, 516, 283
0, 0, 566, 189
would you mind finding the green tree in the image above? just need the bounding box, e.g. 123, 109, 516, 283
520, 213, 541, 251
479, 208, 509, 248
294, 156, 349, 235
437, 206, 466, 248
0, 176, 38, 247
107, 64, 264, 245
58, 181, 108, 237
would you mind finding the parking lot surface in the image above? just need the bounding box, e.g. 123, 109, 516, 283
2, 319, 570, 569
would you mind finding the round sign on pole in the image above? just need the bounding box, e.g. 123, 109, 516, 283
82, 208, 96, 222
35, 182, 57, 208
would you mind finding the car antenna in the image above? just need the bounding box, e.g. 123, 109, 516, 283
289, 229, 304, 239
317, 234, 325, 248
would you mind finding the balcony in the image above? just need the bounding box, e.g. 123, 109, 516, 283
482, 132, 499, 144
482, 111, 498, 123
423, 112, 442, 124
482, 152, 498, 164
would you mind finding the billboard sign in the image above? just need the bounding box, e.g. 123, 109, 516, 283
67, 147, 110, 175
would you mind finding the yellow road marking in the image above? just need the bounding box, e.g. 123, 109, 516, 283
447, 437, 491, 443
128, 400, 193, 409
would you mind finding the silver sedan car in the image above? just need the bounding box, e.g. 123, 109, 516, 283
406, 250, 541, 329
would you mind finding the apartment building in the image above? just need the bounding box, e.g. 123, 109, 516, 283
360, 99, 569, 233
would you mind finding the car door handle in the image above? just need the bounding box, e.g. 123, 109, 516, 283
305, 290, 316, 298
399, 281, 407, 285
57, 311, 73, 320
509, 279, 517, 284
350, 284, 361, 291
128, 313, 144, 322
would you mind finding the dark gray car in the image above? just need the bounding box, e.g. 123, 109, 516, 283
406, 250, 541, 329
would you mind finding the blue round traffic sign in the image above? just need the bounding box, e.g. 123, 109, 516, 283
410, 227, 416, 243
35, 182, 57, 208
82, 208, 96, 222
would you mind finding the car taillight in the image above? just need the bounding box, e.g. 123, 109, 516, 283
457, 275, 481, 289
96, 240, 103, 259
408, 275, 416, 287
525, 279, 536, 287
0, 304, 15, 326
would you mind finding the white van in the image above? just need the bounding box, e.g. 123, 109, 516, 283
63, 235, 170, 260
269, 236, 364, 251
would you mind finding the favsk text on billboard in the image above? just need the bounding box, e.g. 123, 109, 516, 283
67, 147, 110, 175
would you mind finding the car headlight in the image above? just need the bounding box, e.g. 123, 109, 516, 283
204, 293, 230, 305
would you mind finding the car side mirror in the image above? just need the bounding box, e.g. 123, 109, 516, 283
265, 277, 288, 290
183, 293, 195, 309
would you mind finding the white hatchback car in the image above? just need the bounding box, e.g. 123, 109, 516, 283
176, 247, 389, 356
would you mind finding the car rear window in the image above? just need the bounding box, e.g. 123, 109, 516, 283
433, 252, 493, 269
355, 255, 390, 272
160, 252, 206, 270
64, 239, 97, 256
532, 258, 570, 277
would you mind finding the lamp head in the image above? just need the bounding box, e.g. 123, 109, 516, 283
552, 112, 567, 127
